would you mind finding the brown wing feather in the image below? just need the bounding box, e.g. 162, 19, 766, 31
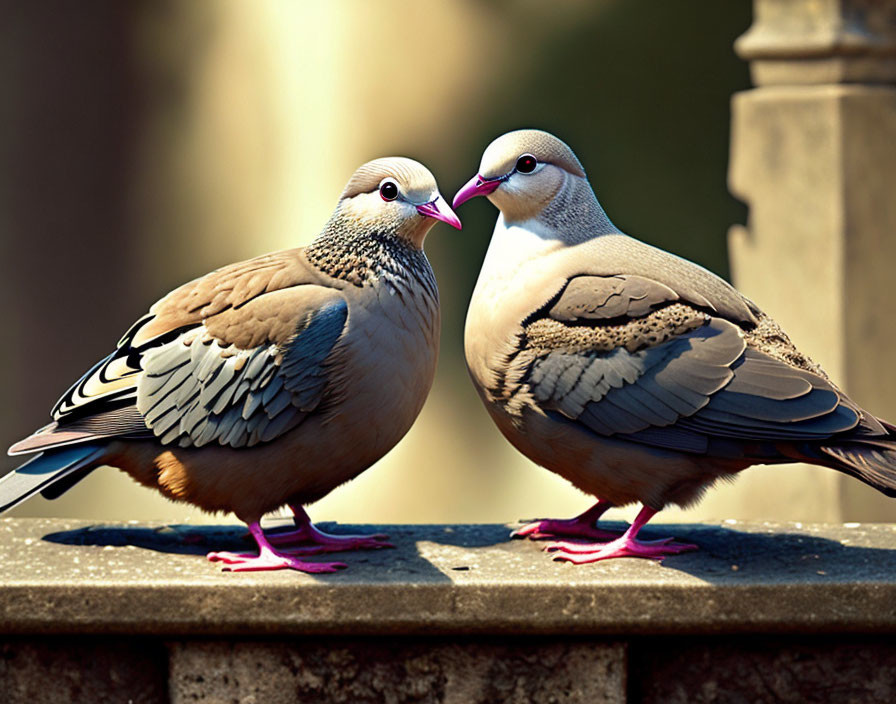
134, 248, 329, 345
548, 275, 680, 322
11, 249, 339, 455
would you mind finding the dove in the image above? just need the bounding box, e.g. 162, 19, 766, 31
454, 129, 896, 564
2, 156, 460, 573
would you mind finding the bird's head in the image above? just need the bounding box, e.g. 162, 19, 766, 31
338, 157, 461, 249
452, 129, 588, 224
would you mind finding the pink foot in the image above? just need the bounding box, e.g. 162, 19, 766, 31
266, 525, 392, 552
208, 522, 347, 573
266, 505, 393, 553
511, 500, 619, 541
512, 518, 621, 542
547, 535, 697, 563
207, 549, 347, 573
542, 505, 698, 564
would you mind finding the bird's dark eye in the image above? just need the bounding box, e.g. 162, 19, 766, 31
516, 154, 537, 173
380, 180, 399, 201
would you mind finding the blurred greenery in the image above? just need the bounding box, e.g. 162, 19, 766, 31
430, 0, 751, 385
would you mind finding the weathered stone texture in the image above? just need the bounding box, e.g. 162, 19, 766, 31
735, 0, 896, 85
169, 639, 626, 704
632, 638, 896, 704
0, 519, 895, 702
726, 0, 896, 524
0, 637, 168, 704
3, 519, 896, 637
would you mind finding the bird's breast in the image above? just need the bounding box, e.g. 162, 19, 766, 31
334, 279, 439, 443
465, 217, 566, 396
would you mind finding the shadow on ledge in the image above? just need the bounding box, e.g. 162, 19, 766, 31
634, 522, 896, 583
38, 520, 896, 585
41, 521, 509, 554
39, 522, 514, 583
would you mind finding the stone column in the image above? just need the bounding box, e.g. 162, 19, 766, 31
728, 0, 896, 521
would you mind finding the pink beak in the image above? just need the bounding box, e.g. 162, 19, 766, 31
416, 195, 462, 230
452, 173, 503, 209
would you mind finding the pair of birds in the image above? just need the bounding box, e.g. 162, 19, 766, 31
3, 130, 896, 573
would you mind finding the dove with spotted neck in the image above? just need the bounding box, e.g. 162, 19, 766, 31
2, 156, 460, 573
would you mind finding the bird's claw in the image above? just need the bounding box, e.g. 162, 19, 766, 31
266, 525, 394, 553
511, 518, 621, 542
206, 550, 347, 573
546, 536, 698, 564
272, 541, 394, 556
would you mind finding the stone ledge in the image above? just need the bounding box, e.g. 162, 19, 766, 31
1, 518, 895, 636
168, 639, 627, 704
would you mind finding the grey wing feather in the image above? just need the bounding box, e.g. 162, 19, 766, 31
563, 320, 742, 435
723, 353, 813, 400
0, 444, 106, 513
136, 299, 348, 448
244, 346, 269, 379
581, 398, 650, 434
706, 388, 840, 423
683, 404, 858, 440
242, 389, 265, 420
632, 375, 700, 416
526, 302, 861, 457
261, 374, 285, 406
618, 425, 709, 454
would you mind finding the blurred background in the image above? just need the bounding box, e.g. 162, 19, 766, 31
2, 1, 892, 526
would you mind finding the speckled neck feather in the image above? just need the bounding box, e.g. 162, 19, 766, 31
306, 213, 438, 301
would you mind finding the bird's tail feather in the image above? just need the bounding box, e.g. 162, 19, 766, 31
819, 441, 896, 498
0, 444, 105, 513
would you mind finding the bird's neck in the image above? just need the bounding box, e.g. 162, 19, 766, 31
532, 176, 621, 243
474, 179, 623, 292
306, 214, 437, 297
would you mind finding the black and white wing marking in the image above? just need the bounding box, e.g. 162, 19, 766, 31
51, 314, 158, 420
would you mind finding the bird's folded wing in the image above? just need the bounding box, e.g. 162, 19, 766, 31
20, 250, 348, 451
51, 249, 320, 419
136, 290, 347, 448
521, 275, 865, 456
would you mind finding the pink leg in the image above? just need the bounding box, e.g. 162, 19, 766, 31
207, 522, 347, 573
265, 505, 394, 552
547, 506, 698, 564
511, 499, 621, 541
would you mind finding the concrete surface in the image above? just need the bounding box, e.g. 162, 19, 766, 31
632, 636, 896, 703
728, 0, 896, 524
2, 518, 895, 636
735, 0, 896, 85
169, 639, 626, 704
0, 637, 167, 704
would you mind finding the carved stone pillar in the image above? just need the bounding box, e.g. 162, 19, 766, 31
728, 0, 896, 521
